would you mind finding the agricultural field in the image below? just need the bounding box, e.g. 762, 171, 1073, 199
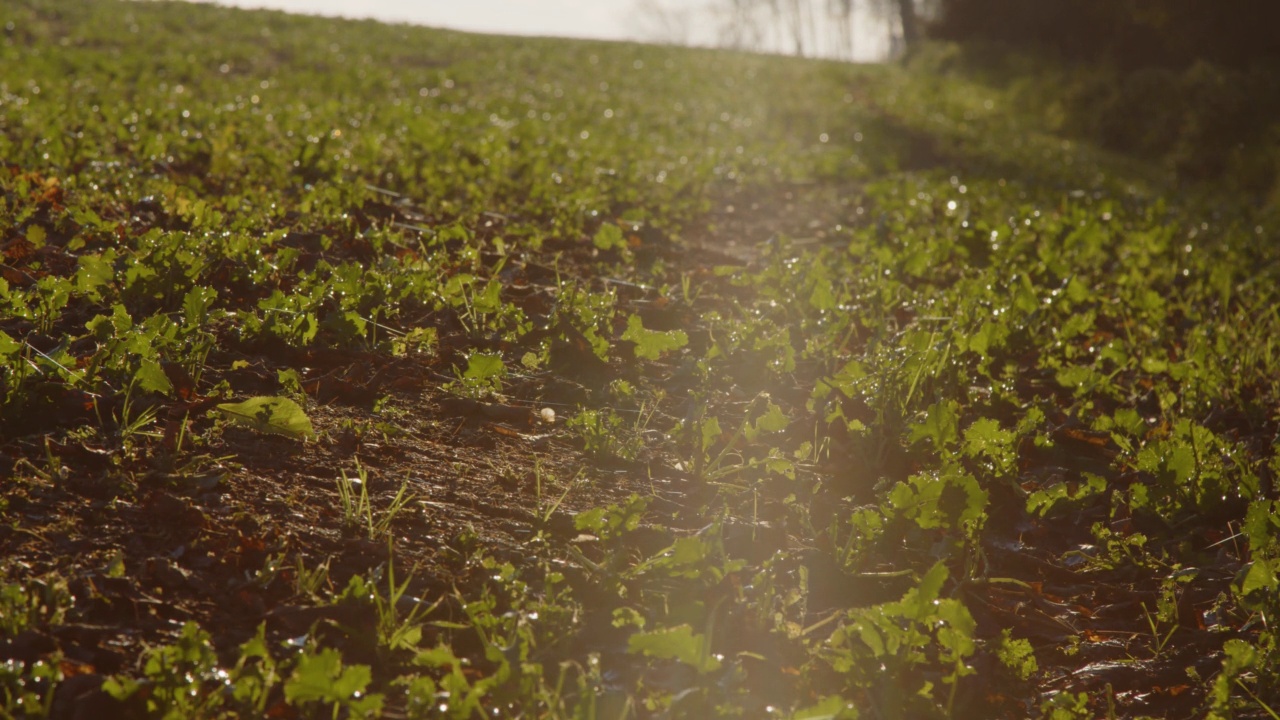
3, 1, 1280, 717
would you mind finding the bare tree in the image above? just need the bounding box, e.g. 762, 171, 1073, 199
896, 0, 918, 50
628, 0, 902, 61
628, 0, 696, 45
828, 0, 856, 60
715, 0, 767, 51
862, 0, 917, 57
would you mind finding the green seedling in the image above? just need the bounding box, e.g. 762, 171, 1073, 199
336, 462, 416, 540
4, 2, 1280, 717
216, 395, 316, 440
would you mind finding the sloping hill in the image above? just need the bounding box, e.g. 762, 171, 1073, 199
2, 1, 1278, 717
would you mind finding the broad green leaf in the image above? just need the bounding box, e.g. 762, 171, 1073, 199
754, 401, 789, 433
574, 507, 607, 535
627, 624, 721, 674
1221, 638, 1259, 674
574, 495, 648, 540
962, 417, 1016, 475
934, 598, 977, 658
285, 648, 376, 710
1166, 445, 1196, 484
896, 561, 949, 620
621, 314, 687, 360
329, 662, 373, 701
593, 223, 626, 251
1057, 310, 1095, 341
942, 470, 989, 528
917, 561, 950, 606
75, 252, 116, 300
285, 649, 344, 703
1241, 559, 1277, 597
996, 630, 1038, 681
909, 400, 959, 452
1111, 408, 1146, 437
216, 396, 315, 440
1140, 355, 1169, 374
472, 279, 503, 313
276, 368, 304, 398
182, 285, 218, 327
856, 622, 885, 657
0, 331, 19, 358
792, 695, 856, 720
1243, 500, 1280, 552
643, 536, 714, 579
889, 468, 986, 532
744, 401, 789, 442
963, 417, 1009, 454
808, 279, 837, 312
135, 359, 174, 395
967, 320, 1000, 357
464, 352, 505, 380
1054, 365, 1097, 393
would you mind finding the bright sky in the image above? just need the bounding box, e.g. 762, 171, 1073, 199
183, 0, 892, 60
188, 0, 677, 42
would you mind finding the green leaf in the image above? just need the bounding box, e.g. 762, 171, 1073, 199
743, 401, 788, 442
996, 629, 1039, 681
182, 286, 218, 327
135, 359, 174, 395
1111, 408, 1146, 437
0, 331, 19, 358
304, 647, 352, 688
277, 368, 305, 397
1243, 500, 1280, 552
915, 561, 950, 610
593, 223, 626, 251
75, 252, 116, 300
621, 314, 687, 360
962, 417, 1016, 475
889, 561, 950, 621
934, 598, 977, 658
574, 495, 648, 540
963, 417, 1008, 452
464, 352, 505, 380
101, 676, 140, 701
574, 507, 607, 535
967, 320, 1000, 358
808, 279, 836, 312
216, 396, 315, 440
1241, 559, 1277, 597
1140, 355, 1169, 374
644, 536, 714, 578
700, 416, 723, 454
285, 648, 374, 706
1221, 638, 1259, 674
627, 624, 721, 674
1165, 445, 1196, 484
754, 401, 789, 433
909, 400, 959, 452
792, 695, 856, 720
855, 621, 885, 657
329, 662, 373, 702
472, 279, 503, 313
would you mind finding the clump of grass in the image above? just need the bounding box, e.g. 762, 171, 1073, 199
337, 462, 415, 540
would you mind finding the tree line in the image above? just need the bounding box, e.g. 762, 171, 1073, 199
636, 0, 1280, 69
928, 0, 1280, 69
